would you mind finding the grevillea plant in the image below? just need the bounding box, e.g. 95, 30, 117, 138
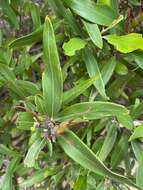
1, 0, 143, 189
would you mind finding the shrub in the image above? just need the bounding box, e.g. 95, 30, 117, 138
0, 0, 143, 189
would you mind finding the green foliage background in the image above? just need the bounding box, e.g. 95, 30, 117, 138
0, 0, 143, 189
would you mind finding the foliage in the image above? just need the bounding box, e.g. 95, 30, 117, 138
0, 0, 143, 189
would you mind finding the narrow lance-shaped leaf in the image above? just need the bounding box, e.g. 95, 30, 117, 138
0, 144, 19, 157
83, 20, 103, 49
98, 123, 117, 161
131, 141, 143, 162
136, 157, 143, 189
2, 157, 20, 190
63, 0, 117, 26
19, 166, 61, 188
9, 25, 62, 48
58, 130, 139, 189
101, 57, 116, 85
57, 101, 133, 130
82, 48, 107, 99
0, 0, 19, 29
42, 16, 63, 117
24, 138, 46, 167
111, 133, 129, 169
63, 76, 99, 105
35, 95, 47, 115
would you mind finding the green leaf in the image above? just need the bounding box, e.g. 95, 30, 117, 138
117, 114, 134, 130
58, 130, 138, 188
0, 0, 19, 29
73, 175, 87, 190
97, 0, 111, 6
0, 64, 24, 98
43, 16, 63, 117
9, 26, 43, 48
98, 123, 117, 161
104, 33, 143, 53
30, 3, 41, 29
63, 38, 87, 56
62, 57, 77, 82
136, 157, 143, 189
115, 62, 128, 75
129, 125, 143, 141
63, 0, 117, 26
0, 144, 19, 157
35, 95, 47, 115
0, 64, 40, 98
101, 57, 116, 85
57, 102, 131, 129
19, 167, 60, 188
2, 157, 20, 190
131, 141, 143, 162
83, 20, 103, 49
111, 133, 129, 169
126, 51, 143, 70
63, 76, 98, 105
24, 138, 46, 167
48, 0, 81, 34
9, 25, 62, 49
82, 48, 107, 99
16, 112, 34, 130
15, 80, 40, 96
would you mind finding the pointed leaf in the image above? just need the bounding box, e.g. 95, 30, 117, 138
63, 0, 117, 26
2, 157, 20, 190
43, 16, 63, 117
82, 48, 107, 98
98, 123, 117, 161
57, 102, 129, 124
58, 130, 138, 188
63, 76, 98, 105
83, 20, 103, 49
24, 138, 46, 167
19, 167, 60, 188
129, 125, 143, 141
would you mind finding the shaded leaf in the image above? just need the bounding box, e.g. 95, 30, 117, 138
136, 157, 143, 189
63, 76, 98, 105
2, 157, 20, 190
101, 57, 116, 85
111, 133, 129, 169
19, 167, 61, 188
0, 0, 19, 29
115, 62, 128, 75
98, 123, 117, 161
82, 48, 107, 98
16, 112, 34, 130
